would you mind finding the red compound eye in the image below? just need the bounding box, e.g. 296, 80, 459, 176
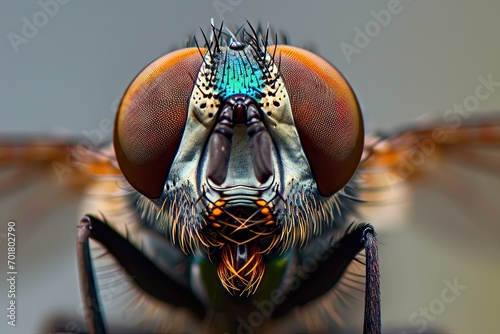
114, 48, 205, 198
271, 45, 364, 197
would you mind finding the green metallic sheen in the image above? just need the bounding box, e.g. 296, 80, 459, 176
214, 48, 265, 101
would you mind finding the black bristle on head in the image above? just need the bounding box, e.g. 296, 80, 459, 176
189, 21, 288, 60
179, 21, 291, 65
199, 27, 213, 59
193, 36, 209, 67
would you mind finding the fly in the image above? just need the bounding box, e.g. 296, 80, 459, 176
1, 21, 500, 334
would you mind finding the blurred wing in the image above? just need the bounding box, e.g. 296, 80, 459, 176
352, 112, 500, 334
0, 137, 122, 333
355, 111, 500, 232
0, 136, 122, 224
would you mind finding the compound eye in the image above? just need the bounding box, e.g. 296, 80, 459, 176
114, 48, 205, 198
271, 45, 364, 197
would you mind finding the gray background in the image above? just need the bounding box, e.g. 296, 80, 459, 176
1, 1, 500, 333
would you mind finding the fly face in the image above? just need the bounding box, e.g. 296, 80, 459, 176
114, 26, 364, 296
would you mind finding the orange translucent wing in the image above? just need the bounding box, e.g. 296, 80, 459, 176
361, 113, 500, 178
355, 111, 500, 231
0, 136, 122, 222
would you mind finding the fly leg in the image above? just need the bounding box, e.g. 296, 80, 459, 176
77, 216, 105, 334
77, 215, 206, 334
361, 224, 381, 334
273, 223, 381, 334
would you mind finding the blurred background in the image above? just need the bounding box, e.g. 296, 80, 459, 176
1, 1, 500, 333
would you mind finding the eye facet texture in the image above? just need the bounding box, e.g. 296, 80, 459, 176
271, 45, 364, 196
114, 48, 205, 198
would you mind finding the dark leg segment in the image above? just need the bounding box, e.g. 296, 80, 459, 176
77, 215, 206, 334
363, 226, 381, 334
273, 223, 381, 334
77, 217, 106, 334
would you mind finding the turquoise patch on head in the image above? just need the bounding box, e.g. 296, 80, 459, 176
215, 48, 265, 101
